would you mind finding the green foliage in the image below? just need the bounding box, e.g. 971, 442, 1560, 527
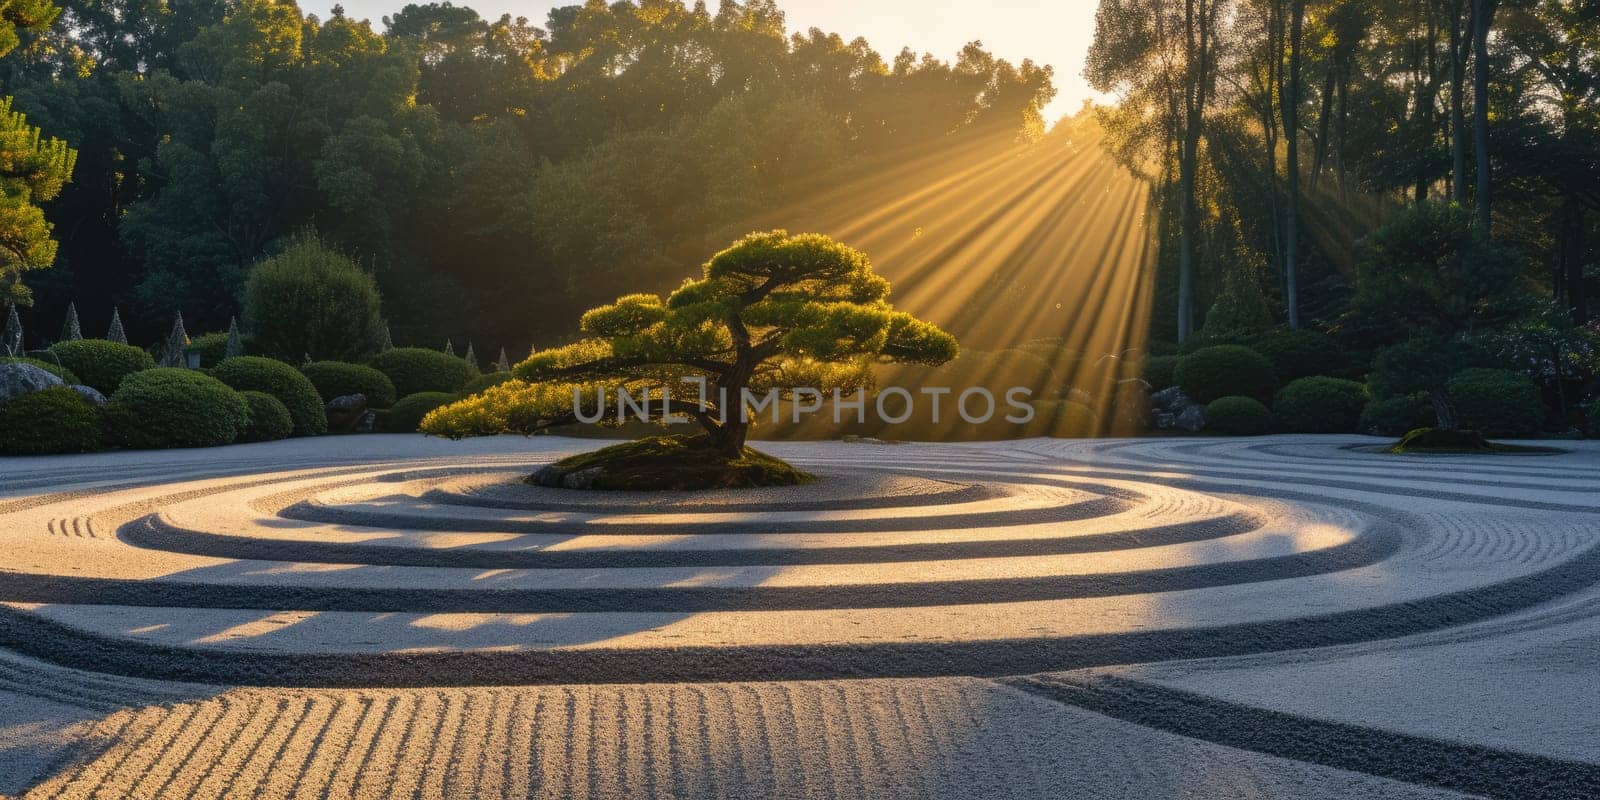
104, 368, 248, 449
1446, 368, 1545, 437
530, 435, 814, 491
387, 391, 459, 433
242, 235, 387, 364
47, 339, 156, 394
300, 361, 398, 408
1250, 329, 1351, 383
0, 356, 78, 384
0, 94, 77, 306
237, 390, 293, 443
1204, 396, 1273, 436
1199, 260, 1274, 341
1368, 335, 1486, 400
370, 348, 479, 398
1274, 377, 1369, 434
461, 371, 513, 396
187, 332, 231, 368
209, 356, 328, 436
1174, 345, 1278, 403
1141, 355, 1182, 391
1360, 393, 1437, 437
1354, 203, 1531, 335
0, 386, 101, 454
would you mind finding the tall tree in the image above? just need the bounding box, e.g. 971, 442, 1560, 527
1471, 0, 1500, 231
0, 0, 76, 305
1281, 0, 1306, 328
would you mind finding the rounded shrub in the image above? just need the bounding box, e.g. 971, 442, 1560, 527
47, 339, 156, 394
1204, 396, 1273, 436
387, 391, 459, 433
1274, 376, 1369, 433
1141, 355, 1182, 392
242, 234, 387, 362
186, 332, 231, 368
300, 361, 398, 408
209, 356, 328, 437
0, 356, 80, 385
1446, 368, 1543, 437
0, 387, 102, 455
462, 371, 514, 396
371, 348, 480, 397
1250, 329, 1350, 383
1174, 345, 1278, 404
103, 368, 248, 449
237, 391, 294, 443
1360, 393, 1436, 436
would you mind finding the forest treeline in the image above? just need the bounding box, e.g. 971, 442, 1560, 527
1087, 0, 1597, 343
0, 0, 1053, 349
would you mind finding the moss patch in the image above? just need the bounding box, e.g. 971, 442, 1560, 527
1387, 427, 1560, 455
529, 434, 816, 491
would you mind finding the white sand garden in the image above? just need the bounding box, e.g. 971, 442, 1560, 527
0, 434, 1597, 798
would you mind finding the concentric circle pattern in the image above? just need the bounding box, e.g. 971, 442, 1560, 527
1, 436, 1598, 689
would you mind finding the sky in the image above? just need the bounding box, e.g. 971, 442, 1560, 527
307, 0, 1107, 123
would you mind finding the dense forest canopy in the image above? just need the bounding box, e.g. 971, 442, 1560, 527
2, 0, 1054, 349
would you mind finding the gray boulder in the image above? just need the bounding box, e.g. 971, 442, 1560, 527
68, 385, 107, 407
326, 393, 370, 433
1149, 385, 1205, 432
0, 362, 63, 402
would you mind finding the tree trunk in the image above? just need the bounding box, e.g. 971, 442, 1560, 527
1311, 57, 1336, 192
1471, 0, 1498, 231
1178, 141, 1198, 342
1561, 195, 1589, 325
1449, 0, 1470, 205
1282, 0, 1306, 330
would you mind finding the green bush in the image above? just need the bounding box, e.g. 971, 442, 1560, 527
0, 387, 102, 454
300, 361, 398, 407
242, 234, 387, 362
186, 332, 231, 368
1359, 393, 1436, 436
1174, 345, 1278, 403
47, 339, 156, 394
1141, 355, 1182, 391
1586, 404, 1600, 439
370, 348, 480, 397
462, 371, 514, 396
209, 356, 328, 436
1204, 396, 1273, 436
0, 356, 80, 385
1446, 368, 1544, 437
238, 390, 294, 442
1274, 376, 1368, 433
1368, 335, 1486, 399
104, 368, 248, 449
1250, 329, 1350, 383
387, 391, 459, 433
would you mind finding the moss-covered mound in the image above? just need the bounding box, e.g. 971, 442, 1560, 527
1386, 427, 1556, 455
529, 435, 815, 491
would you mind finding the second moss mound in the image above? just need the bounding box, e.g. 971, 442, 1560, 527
529, 435, 815, 491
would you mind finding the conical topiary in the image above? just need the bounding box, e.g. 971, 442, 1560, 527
60, 302, 82, 342
106, 307, 127, 344
443, 338, 455, 357
378, 323, 394, 353
464, 342, 477, 368
159, 312, 190, 367
2, 304, 20, 355
224, 317, 244, 359
497, 347, 510, 373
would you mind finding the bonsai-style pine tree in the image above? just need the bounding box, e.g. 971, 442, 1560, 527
424, 231, 957, 485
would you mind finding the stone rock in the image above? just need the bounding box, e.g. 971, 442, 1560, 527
528, 463, 605, 489
1148, 385, 1204, 432
354, 410, 377, 434
560, 466, 606, 490
325, 393, 370, 433
1174, 404, 1207, 432
0, 362, 63, 402
68, 385, 107, 407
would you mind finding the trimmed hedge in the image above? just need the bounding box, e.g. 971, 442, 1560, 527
1141, 355, 1182, 392
238, 390, 294, 443
47, 339, 156, 394
387, 391, 459, 433
104, 368, 248, 449
0, 387, 102, 455
1204, 396, 1273, 436
462, 371, 515, 396
1274, 376, 1368, 433
371, 348, 479, 397
187, 332, 231, 368
209, 356, 328, 436
1360, 393, 1436, 437
1250, 330, 1350, 383
1446, 368, 1543, 437
0, 357, 81, 385
1174, 345, 1278, 403
301, 361, 398, 408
